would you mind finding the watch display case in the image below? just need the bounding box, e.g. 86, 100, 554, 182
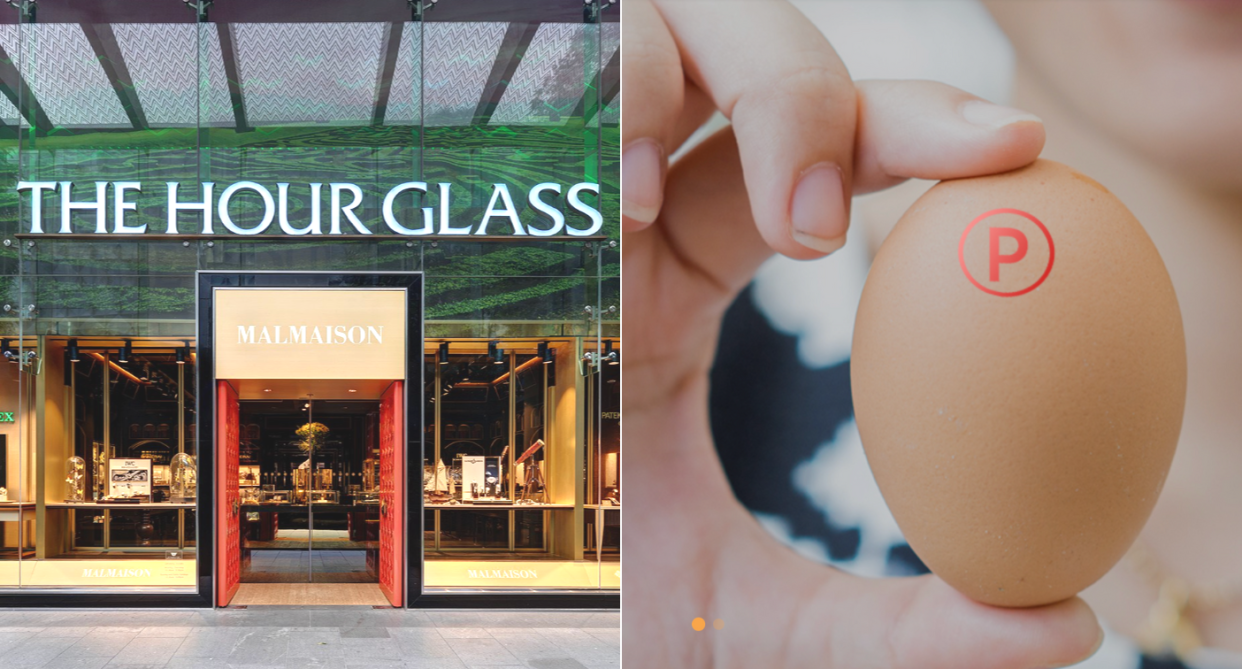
292, 468, 333, 504
170, 453, 196, 503
362, 457, 378, 491
262, 490, 291, 504
309, 490, 338, 504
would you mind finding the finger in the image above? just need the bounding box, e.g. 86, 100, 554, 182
669, 78, 716, 153
706, 517, 1103, 669
622, 0, 684, 231
655, 0, 857, 260
834, 576, 1103, 669
658, 91, 1044, 298
853, 79, 1045, 194
658, 126, 772, 298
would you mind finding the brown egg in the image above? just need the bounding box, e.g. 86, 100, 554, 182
851, 159, 1185, 608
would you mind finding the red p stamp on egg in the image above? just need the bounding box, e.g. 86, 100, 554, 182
958, 208, 1055, 297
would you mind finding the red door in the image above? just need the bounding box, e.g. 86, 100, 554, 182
378, 381, 404, 607
216, 381, 241, 607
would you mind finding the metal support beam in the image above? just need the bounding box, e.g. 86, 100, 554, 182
372, 21, 404, 127
0, 41, 53, 134
576, 46, 618, 124
81, 22, 148, 130
471, 22, 539, 126
216, 23, 251, 132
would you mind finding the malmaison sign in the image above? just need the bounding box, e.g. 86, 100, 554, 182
214, 289, 406, 380
14, 180, 603, 237
237, 325, 385, 346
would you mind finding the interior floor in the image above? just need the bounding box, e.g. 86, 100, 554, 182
246, 529, 373, 551
230, 583, 390, 606
242, 549, 372, 583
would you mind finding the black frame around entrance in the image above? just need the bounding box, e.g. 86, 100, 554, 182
198, 272, 422, 609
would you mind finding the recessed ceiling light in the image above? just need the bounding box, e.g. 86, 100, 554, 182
348, 389, 357, 393
264, 388, 271, 393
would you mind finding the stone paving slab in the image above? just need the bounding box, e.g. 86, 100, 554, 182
0, 609, 619, 669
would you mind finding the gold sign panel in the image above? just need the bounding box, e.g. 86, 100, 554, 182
0, 559, 197, 588
215, 289, 406, 380
424, 560, 620, 589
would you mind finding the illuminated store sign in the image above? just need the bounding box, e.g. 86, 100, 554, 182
15, 180, 603, 237
215, 289, 406, 380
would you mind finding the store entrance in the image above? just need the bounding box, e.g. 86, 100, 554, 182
217, 380, 404, 607
206, 283, 412, 608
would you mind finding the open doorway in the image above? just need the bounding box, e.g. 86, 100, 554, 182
237, 397, 380, 586
217, 381, 404, 607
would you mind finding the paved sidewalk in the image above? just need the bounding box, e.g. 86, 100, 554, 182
0, 607, 619, 669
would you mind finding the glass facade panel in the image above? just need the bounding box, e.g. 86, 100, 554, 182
0, 0, 617, 603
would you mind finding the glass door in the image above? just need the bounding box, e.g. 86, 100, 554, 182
304, 395, 372, 586
240, 394, 387, 589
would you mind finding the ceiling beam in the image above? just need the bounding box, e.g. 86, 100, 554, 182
81, 22, 148, 130
576, 45, 619, 124
206, 0, 591, 23
472, 22, 540, 127
217, 23, 251, 132
372, 21, 404, 127
0, 41, 52, 133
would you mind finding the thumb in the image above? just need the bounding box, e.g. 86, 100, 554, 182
811, 574, 1103, 668
713, 527, 1103, 669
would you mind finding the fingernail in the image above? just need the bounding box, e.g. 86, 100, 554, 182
790, 163, 847, 253
622, 139, 664, 224
960, 100, 1042, 128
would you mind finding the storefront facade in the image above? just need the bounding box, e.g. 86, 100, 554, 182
0, 0, 619, 608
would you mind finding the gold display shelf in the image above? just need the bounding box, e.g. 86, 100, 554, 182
0, 502, 37, 523
425, 503, 574, 510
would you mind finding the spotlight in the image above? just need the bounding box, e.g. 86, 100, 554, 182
176, 345, 186, 365
118, 340, 131, 364
538, 343, 553, 364
438, 342, 449, 365
604, 340, 619, 366
67, 339, 80, 363
1, 339, 13, 364
489, 341, 504, 365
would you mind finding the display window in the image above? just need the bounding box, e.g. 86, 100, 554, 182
0, 339, 198, 590
422, 342, 611, 590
